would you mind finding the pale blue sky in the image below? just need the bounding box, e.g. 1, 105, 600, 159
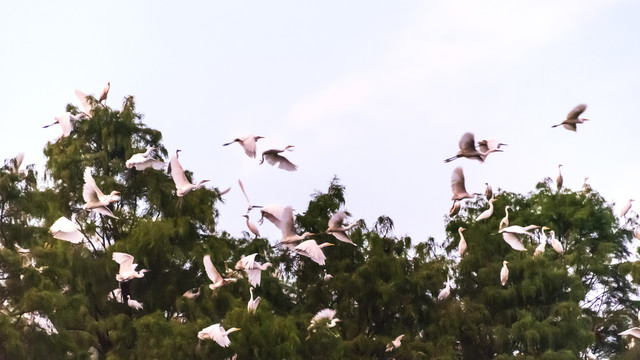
2, 1, 640, 245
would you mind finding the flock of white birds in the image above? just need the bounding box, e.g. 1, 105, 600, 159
34, 84, 640, 355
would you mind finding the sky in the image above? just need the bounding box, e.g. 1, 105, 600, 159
1, 1, 640, 246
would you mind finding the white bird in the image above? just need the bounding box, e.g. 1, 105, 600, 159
621, 199, 635, 218
534, 227, 550, 257
125, 147, 165, 170
242, 214, 260, 239
477, 139, 507, 161
438, 275, 451, 301
484, 183, 493, 200
323, 269, 333, 281
499, 206, 510, 230
112, 252, 149, 282
170, 150, 209, 197
82, 168, 120, 218
198, 323, 241, 347
259, 145, 297, 171
499, 225, 540, 252
223, 134, 264, 158
43, 113, 87, 140
247, 287, 260, 313
97, 82, 110, 104
500, 261, 509, 286
619, 327, 640, 338
451, 167, 481, 201
49, 216, 84, 244
444, 132, 488, 163
458, 227, 467, 257
308, 309, 340, 330
264, 205, 315, 244
234, 253, 272, 287
556, 164, 563, 192
203, 254, 237, 291
582, 177, 590, 192
108, 288, 123, 302
238, 179, 262, 213
585, 348, 597, 360
183, 288, 201, 299
75, 89, 95, 116
295, 240, 334, 266
126, 295, 143, 310
385, 334, 405, 352
551, 104, 589, 131
549, 230, 564, 254
326, 211, 358, 245
476, 198, 496, 222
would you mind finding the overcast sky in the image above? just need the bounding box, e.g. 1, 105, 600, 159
1, 1, 640, 245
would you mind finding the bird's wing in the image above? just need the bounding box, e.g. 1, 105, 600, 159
112, 252, 135, 273
242, 137, 257, 158
240, 253, 258, 269
328, 212, 347, 228
261, 204, 284, 229
459, 132, 476, 151
136, 160, 165, 170
619, 327, 640, 338
75, 89, 93, 115
90, 206, 117, 218
238, 179, 251, 204
562, 123, 577, 131
314, 308, 336, 321
451, 167, 467, 198
246, 269, 262, 287
276, 156, 297, 171
203, 255, 222, 283
395, 334, 405, 342
477, 140, 489, 153
50, 217, 78, 233
83, 168, 104, 202
329, 231, 354, 245
295, 240, 326, 265
170, 155, 189, 188
279, 206, 297, 239
502, 232, 526, 251
566, 104, 587, 120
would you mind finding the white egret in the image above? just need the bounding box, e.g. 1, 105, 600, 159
582, 177, 590, 192
458, 227, 467, 257
170, 150, 209, 197
125, 147, 165, 170
203, 254, 237, 291
449, 200, 461, 217
451, 167, 481, 201
183, 288, 201, 299
247, 287, 260, 313
323, 269, 333, 281
556, 164, 563, 192
259, 145, 297, 171
263, 205, 315, 244
258, 203, 286, 228
534, 227, 550, 257
49, 216, 84, 244
223, 134, 264, 158
198, 323, 241, 347
326, 211, 358, 245
499, 225, 539, 252
242, 214, 260, 239
484, 183, 493, 200
75, 89, 94, 116
499, 206, 510, 230
500, 261, 509, 286
113, 252, 149, 282
476, 198, 496, 222
438, 275, 451, 301
549, 230, 564, 254
308, 309, 340, 330
234, 253, 271, 287
82, 168, 121, 218
126, 295, 143, 310
295, 240, 333, 266
385, 334, 405, 352
43, 113, 87, 140
444, 132, 488, 163
621, 199, 635, 218
478, 139, 507, 160
551, 104, 589, 131
619, 327, 640, 338
97, 82, 110, 104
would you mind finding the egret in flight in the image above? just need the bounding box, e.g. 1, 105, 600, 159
75, 89, 95, 116
551, 104, 589, 131
326, 211, 359, 245
204, 255, 237, 291
125, 147, 165, 170
295, 240, 333, 265
49, 216, 84, 244
477, 139, 507, 160
170, 150, 209, 197
451, 167, 481, 201
235, 253, 271, 287
112, 252, 149, 282
619, 327, 640, 338
444, 132, 488, 163
262, 205, 315, 244
308, 309, 340, 331
198, 323, 241, 347
223, 134, 264, 158
259, 145, 297, 171
43, 113, 87, 140
385, 334, 405, 352
83, 168, 120, 218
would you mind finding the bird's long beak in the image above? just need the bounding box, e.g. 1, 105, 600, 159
114, 191, 121, 194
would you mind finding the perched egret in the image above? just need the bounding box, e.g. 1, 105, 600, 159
126, 295, 143, 310
235, 253, 271, 287
484, 183, 493, 200
449, 200, 461, 217
476, 198, 496, 222
451, 167, 481, 201
113, 252, 148, 282
549, 230, 564, 254
247, 287, 260, 313
97, 82, 110, 104
170, 150, 209, 196
259, 145, 297, 171
223, 134, 264, 158
203, 255, 237, 291
551, 104, 589, 131
500, 261, 509, 286
444, 132, 488, 163
582, 177, 590, 192
621, 199, 635, 218
458, 227, 467, 256
43, 113, 87, 140
183, 288, 201, 299
295, 240, 333, 265
308, 309, 340, 330
385, 334, 405, 352
49, 216, 84, 244
198, 323, 240, 347
499, 206, 511, 230
534, 227, 550, 257
437, 275, 451, 301
242, 214, 260, 239
82, 168, 120, 218
323, 269, 333, 281
556, 164, 563, 192
326, 211, 358, 245
478, 139, 507, 160
125, 147, 165, 170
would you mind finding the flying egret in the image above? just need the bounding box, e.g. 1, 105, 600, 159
449, 200, 461, 217
223, 134, 264, 158
458, 227, 467, 257
295, 240, 333, 266
549, 230, 564, 254
83, 168, 120, 218
75, 89, 94, 116
385, 334, 405, 352
259, 145, 297, 171
43, 113, 87, 140
170, 150, 209, 197
126, 295, 143, 310
97, 82, 110, 104
621, 199, 635, 218
438, 275, 451, 301
183, 288, 201, 299
263, 205, 315, 244
534, 227, 550, 257
323, 269, 333, 281
125, 147, 165, 170
308, 309, 340, 330
203, 255, 237, 291
500, 261, 509, 286
476, 198, 496, 222
556, 164, 563, 192
238, 179, 262, 213
242, 214, 260, 239
499, 206, 510, 230
50, 216, 84, 244
234, 253, 271, 287
478, 139, 507, 160
198, 323, 241, 347
499, 225, 540, 251
112, 252, 148, 282
551, 104, 589, 131
326, 211, 359, 245
451, 167, 481, 201
484, 183, 493, 200
444, 132, 488, 163
247, 287, 260, 313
